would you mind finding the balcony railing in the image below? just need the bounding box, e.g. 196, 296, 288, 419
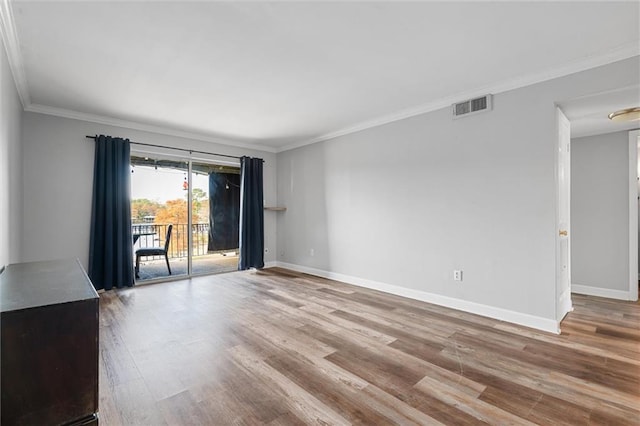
132, 223, 227, 259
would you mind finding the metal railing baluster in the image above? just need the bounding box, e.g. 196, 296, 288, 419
132, 222, 213, 260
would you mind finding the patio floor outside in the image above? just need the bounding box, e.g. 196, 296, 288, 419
134, 252, 239, 281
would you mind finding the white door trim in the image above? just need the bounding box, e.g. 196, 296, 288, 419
629, 129, 639, 301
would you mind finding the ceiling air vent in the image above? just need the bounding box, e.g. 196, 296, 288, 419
452, 94, 492, 119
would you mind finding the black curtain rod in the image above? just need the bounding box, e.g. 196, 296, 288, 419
85, 135, 258, 161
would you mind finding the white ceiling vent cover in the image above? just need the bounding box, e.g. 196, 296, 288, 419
452, 95, 493, 119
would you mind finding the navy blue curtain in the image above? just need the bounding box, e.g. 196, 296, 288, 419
238, 157, 264, 270
208, 172, 240, 251
88, 135, 134, 290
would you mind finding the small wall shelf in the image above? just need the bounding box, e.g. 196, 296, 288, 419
264, 207, 287, 211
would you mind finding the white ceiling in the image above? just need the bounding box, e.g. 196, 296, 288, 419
3, 1, 640, 151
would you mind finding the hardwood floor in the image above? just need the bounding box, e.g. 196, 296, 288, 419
98, 268, 640, 425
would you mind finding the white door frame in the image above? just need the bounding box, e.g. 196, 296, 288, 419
629, 129, 639, 301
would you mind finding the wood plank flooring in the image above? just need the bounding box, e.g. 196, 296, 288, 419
98, 268, 640, 425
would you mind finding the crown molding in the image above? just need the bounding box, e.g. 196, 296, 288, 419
0, 0, 30, 107
276, 42, 640, 153
25, 104, 278, 154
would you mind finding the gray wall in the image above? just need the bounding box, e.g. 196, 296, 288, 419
21, 112, 277, 270
0, 35, 23, 269
276, 57, 639, 322
571, 131, 630, 292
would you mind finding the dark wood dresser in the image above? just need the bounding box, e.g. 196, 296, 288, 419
1, 259, 99, 425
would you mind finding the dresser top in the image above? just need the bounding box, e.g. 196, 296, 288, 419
1, 259, 99, 313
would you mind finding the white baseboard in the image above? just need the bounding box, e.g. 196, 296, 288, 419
271, 262, 560, 334
572, 284, 633, 301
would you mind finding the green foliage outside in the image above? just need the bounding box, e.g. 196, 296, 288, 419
131, 199, 162, 223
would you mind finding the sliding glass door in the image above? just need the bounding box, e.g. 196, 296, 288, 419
130, 152, 240, 282
191, 161, 241, 276
130, 154, 189, 281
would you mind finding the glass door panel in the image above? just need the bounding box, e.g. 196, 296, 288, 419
191, 162, 241, 275
130, 154, 189, 281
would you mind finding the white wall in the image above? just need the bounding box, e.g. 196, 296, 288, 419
571, 131, 631, 295
276, 57, 639, 330
21, 112, 277, 270
0, 35, 23, 269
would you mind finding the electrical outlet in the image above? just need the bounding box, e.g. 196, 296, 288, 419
453, 270, 463, 281
264, 248, 269, 254
310, 248, 315, 257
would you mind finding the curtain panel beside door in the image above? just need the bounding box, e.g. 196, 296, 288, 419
88, 135, 135, 290
239, 157, 264, 270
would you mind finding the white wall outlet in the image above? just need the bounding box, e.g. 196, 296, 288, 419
264, 248, 269, 254
310, 248, 315, 256
453, 270, 463, 281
